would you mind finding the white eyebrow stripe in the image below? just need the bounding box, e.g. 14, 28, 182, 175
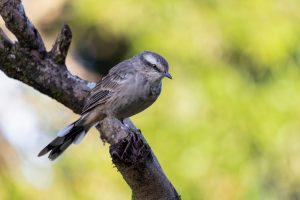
144, 54, 157, 65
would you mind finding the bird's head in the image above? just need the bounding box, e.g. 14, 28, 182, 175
137, 51, 172, 81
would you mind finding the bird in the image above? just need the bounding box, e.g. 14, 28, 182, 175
38, 50, 172, 160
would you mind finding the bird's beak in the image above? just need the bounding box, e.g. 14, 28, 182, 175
164, 72, 172, 79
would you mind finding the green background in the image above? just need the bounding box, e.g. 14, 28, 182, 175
1, 0, 300, 199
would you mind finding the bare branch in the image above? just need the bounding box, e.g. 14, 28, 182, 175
0, 0, 45, 53
50, 24, 72, 65
0, 3, 91, 113
0, 44, 92, 113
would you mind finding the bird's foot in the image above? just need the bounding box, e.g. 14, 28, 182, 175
110, 130, 151, 165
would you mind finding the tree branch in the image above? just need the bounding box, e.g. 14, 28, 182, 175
0, 0, 45, 52
0, 1, 180, 199
50, 24, 72, 65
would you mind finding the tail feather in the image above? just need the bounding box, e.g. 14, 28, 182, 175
57, 123, 75, 137
73, 131, 86, 145
48, 139, 73, 160
38, 122, 87, 160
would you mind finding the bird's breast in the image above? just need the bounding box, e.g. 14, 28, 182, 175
112, 76, 161, 118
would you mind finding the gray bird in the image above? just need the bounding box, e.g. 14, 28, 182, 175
38, 50, 172, 160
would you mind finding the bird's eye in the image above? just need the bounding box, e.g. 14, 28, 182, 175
151, 64, 160, 72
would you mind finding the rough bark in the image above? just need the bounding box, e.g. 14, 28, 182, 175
0, 0, 180, 199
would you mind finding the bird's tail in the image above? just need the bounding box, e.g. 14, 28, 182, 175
38, 119, 88, 160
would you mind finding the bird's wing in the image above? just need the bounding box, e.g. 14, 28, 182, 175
81, 63, 133, 115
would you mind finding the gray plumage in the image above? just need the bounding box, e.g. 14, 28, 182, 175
38, 50, 171, 160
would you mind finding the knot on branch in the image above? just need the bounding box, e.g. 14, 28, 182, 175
50, 24, 72, 64
110, 130, 151, 167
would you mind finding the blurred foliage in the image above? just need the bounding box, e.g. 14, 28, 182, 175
2, 0, 300, 199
